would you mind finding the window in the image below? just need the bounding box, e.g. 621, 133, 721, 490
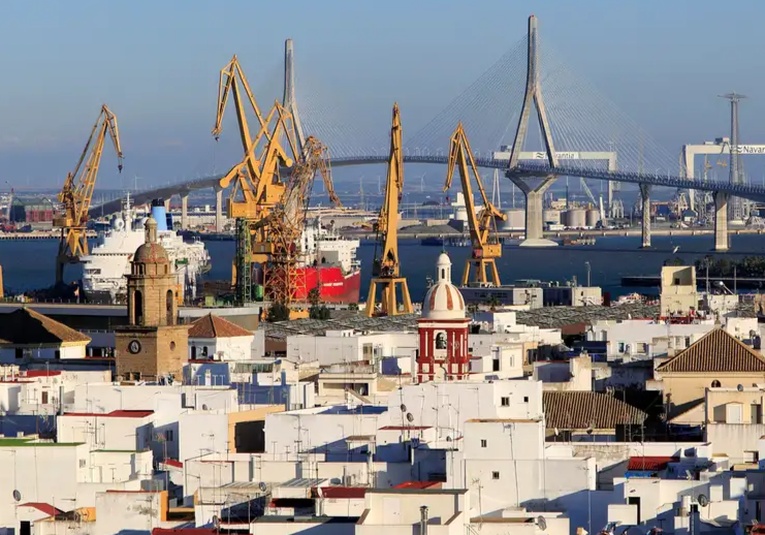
54, 350, 60, 360
711, 380, 721, 388
166, 290, 174, 325
685, 337, 691, 347
191, 346, 197, 359
41, 391, 49, 404
202, 346, 209, 357
480, 439, 487, 448
617, 342, 625, 353
133, 290, 143, 325
165, 430, 174, 442
501, 397, 510, 407
492, 471, 500, 480
493, 359, 500, 372
15, 348, 23, 359
79, 459, 86, 468
523, 396, 529, 403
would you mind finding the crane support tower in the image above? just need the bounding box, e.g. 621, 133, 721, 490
54, 104, 123, 284
260, 136, 340, 307
365, 104, 413, 317
444, 123, 506, 287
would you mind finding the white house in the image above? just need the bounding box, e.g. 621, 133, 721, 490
57, 409, 155, 452
188, 313, 255, 361
0, 308, 91, 362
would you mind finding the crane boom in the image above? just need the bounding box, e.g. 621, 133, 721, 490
444, 123, 506, 287
365, 104, 412, 317
54, 104, 123, 284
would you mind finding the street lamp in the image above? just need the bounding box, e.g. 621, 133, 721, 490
585, 261, 591, 287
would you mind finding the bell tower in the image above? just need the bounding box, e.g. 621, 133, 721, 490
115, 216, 188, 382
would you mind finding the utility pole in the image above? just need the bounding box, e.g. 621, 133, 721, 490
719, 92, 747, 221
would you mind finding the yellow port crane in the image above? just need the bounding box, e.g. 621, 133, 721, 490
444, 123, 506, 287
54, 104, 123, 284
365, 104, 413, 317
260, 135, 339, 307
212, 55, 289, 217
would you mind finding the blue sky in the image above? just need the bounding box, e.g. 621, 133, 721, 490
1, 0, 764, 190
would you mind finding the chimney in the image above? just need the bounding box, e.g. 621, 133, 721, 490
420, 505, 429, 535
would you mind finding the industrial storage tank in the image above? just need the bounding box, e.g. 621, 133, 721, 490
502, 209, 525, 230
586, 209, 600, 228
563, 209, 587, 228
543, 209, 561, 225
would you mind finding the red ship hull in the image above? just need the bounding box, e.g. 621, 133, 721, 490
293, 266, 361, 304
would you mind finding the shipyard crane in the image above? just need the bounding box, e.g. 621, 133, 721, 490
54, 105, 123, 284
365, 104, 413, 317
260, 136, 339, 307
213, 56, 292, 217
444, 123, 506, 287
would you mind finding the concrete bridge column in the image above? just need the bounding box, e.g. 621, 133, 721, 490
640, 184, 651, 248
214, 186, 224, 233
714, 191, 729, 252
181, 194, 189, 230
508, 176, 557, 247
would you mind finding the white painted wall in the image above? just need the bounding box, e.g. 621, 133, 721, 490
189, 334, 254, 361
57, 413, 154, 452
0, 344, 87, 363
286, 331, 418, 366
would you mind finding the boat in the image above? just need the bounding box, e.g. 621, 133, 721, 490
562, 237, 596, 246
293, 218, 361, 303
420, 236, 445, 246
81, 196, 211, 303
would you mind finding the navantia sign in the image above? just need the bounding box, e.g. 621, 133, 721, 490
738, 145, 765, 155
532, 151, 580, 159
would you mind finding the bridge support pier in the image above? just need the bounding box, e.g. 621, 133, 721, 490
181, 194, 189, 230
640, 184, 651, 248
214, 186, 224, 233
714, 190, 729, 252
509, 177, 557, 247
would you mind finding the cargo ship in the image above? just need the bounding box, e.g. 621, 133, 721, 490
293, 218, 361, 303
81, 196, 210, 303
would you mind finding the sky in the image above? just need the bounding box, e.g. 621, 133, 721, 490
1, 0, 765, 192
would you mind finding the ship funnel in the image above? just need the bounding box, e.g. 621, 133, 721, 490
150, 199, 170, 231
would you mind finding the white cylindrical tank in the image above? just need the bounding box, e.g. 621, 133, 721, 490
564, 209, 587, 228
543, 209, 561, 225
586, 209, 600, 227
502, 209, 524, 230
454, 207, 469, 222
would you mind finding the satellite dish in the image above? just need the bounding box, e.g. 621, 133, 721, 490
258, 481, 267, 492
212, 515, 220, 528
697, 494, 709, 507
537, 516, 548, 531
400, 404, 407, 412
12, 489, 21, 502
406, 412, 414, 423
202, 404, 209, 410
737, 384, 744, 392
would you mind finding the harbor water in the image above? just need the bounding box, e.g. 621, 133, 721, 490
2, 234, 765, 301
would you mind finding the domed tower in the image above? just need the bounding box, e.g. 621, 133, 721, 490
127, 216, 176, 327
115, 217, 188, 382
417, 253, 470, 382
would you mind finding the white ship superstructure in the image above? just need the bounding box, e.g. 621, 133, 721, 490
300, 217, 360, 274
81, 196, 210, 303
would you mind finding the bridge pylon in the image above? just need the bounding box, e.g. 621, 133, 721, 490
282, 39, 306, 153
505, 15, 558, 247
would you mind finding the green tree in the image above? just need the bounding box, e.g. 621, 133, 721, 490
266, 302, 291, 322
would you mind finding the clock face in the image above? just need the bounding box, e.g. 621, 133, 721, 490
128, 340, 142, 354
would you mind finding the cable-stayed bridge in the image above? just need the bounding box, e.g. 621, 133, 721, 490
90, 15, 765, 252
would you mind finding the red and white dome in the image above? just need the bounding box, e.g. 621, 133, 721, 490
422, 253, 466, 320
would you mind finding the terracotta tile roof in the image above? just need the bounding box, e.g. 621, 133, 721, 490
62, 410, 153, 419
19, 502, 63, 517
627, 456, 678, 471
313, 486, 368, 499
188, 313, 253, 339
0, 308, 90, 345
655, 328, 765, 373
543, 391, 647, 430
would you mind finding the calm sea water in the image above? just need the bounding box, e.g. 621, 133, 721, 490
2, 234, 764, 300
